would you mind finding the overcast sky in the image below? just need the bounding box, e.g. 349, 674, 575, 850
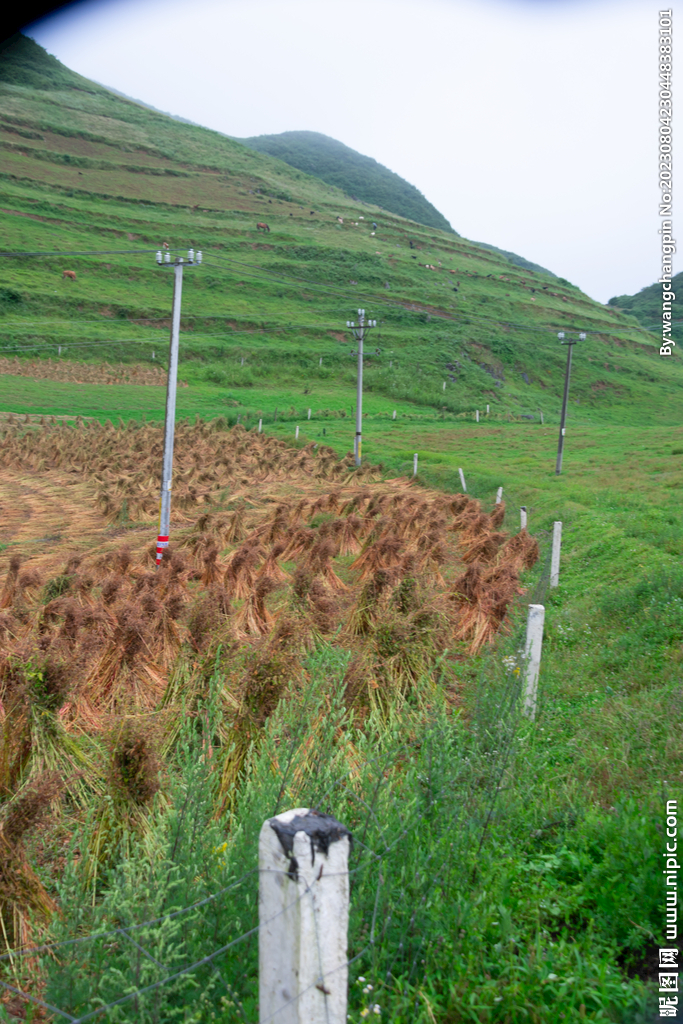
26, 0, 677, 303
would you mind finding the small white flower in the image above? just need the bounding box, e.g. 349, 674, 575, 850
362, 985, 373, 994
547, 973, 558, 981
358, 977, 366, 984
373, 1005, 381, 1015
494, 996, 503, 1002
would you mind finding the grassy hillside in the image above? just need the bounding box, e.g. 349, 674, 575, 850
238, 129, 456, 234
608, 269, 682, 344
0, 36, 681, 1024
473, 239, 557, 278
0, 36, 674, 438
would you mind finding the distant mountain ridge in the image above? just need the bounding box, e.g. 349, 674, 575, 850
607, 273, 682, 340
238, 130, 456, 235
1, 36, 556, 278
0, 32, 664, 429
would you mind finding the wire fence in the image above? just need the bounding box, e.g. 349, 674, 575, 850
0, 696, 551, 1016
0, 386, 557, 1022
0, 597, 547, 1022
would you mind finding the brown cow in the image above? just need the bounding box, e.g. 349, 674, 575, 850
256, 222, 270, 232
62, 270, 76, 280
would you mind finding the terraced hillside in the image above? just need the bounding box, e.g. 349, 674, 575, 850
0, 34, 677, 437
0, 39, 680, 1023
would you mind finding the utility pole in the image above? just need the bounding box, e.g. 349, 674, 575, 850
555, 331, 585, 476
155, 247, 202, 564
346, 309, 376, 466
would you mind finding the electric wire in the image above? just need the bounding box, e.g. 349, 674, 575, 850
0, 248, 162, 257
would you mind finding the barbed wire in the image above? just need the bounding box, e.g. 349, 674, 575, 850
0, 512, 549, 1022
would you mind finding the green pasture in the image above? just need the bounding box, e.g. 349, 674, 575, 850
12, 405, 678, 1023
0, 38, 680, 1021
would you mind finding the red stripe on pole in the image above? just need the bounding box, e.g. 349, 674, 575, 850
156, 535, 170, 566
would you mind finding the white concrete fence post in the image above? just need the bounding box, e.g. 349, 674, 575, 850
307, 408, 311, 420
475, 409, 479, 423
550, 521, 562, 588
413, 453, 418, 477
295, 426, 299, 440
392, 410, 397, 420
486, 404, 490, 415
258, 419, 263, 434
496, 486, 503, 505
259, 808, 351, 1024
319, 356, 323, 366
540, 411, 544, 425
443, 381, 446, 391
520, 506, 527, 530
458, 467, 467, 492
522, 604, 545, 720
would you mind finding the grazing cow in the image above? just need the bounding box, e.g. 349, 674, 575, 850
62, 270, 76, 280
337, 216, 344, 224
162, 242, 170, 249
256, 222, 270, 232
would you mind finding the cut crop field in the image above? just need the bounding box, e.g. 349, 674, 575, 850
0, 37, 680, 1024
0, 356, 170, 386
0, 413, 680, 1023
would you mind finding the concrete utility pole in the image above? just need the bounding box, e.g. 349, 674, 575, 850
555, 332, 586, 476
259, 808, 351, 1024
155, 248, 202, 565
346, 309, 376, 466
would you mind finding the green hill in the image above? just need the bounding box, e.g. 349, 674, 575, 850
0, 32, 104, 91
607, 271, 682, 344
472, 240, 557, 278
0, 37, 680, 1024
0, 34, 676, 435
239, 130, 456, 234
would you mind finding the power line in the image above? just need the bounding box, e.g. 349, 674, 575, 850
0, 248, 162, 257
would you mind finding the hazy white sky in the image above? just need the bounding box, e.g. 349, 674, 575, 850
27, 0, 677, 303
